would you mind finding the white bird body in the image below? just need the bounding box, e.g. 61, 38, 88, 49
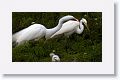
50, 53, 60, 62
64, 29, 76, 37
13, 24, 46, 45
45, 16, 77, 39
50, 18, 88, 38
12, 15, 76, 45
52, 55, 60, 62
52, 21, 79, 37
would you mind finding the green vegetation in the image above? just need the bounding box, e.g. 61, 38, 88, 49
12, 12, 102, 62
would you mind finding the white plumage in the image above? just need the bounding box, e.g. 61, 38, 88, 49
12, 15, 77, 46
50, 53, 60, 62
12, 24, 46, 45
50, 18, 89, 38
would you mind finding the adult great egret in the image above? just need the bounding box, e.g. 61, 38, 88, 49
12, 15, 77, 46
50, 18, 90, 38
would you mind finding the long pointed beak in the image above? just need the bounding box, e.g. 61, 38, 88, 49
85, 24, 90, 32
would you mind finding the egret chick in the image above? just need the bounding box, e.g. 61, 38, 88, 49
50, 53, 60, 62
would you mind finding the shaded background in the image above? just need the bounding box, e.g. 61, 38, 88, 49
12, 12, 102, 62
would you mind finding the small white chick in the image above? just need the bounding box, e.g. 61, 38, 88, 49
50, 53, 60, 62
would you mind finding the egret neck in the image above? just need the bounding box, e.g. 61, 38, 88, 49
76, 20, 84, 34
45, 21, 63, 39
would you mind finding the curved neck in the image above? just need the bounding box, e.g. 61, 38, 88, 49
76, 20, 84, 34
45, 21, 63, 39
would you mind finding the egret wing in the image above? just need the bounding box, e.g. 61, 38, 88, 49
17, 24, 46, 42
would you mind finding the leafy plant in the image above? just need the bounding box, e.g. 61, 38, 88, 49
12, 12, 102, 62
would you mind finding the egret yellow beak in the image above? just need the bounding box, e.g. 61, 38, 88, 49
85, 23, 90, 32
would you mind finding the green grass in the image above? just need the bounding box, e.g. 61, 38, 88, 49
12, 12, 102, 62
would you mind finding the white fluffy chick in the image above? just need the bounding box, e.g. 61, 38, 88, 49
50, 53, 60, 62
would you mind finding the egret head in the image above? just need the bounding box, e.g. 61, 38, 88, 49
81, 18, 90, 31
50, 53, 55, 57
59, 15, 77, 23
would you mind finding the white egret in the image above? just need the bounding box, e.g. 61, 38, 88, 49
50, 18, 89, 38
12, 15, 77, 45
50, 53, 60, 62
45, 16, 77, 39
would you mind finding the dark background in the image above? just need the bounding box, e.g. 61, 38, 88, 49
12, 12, 102, 62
